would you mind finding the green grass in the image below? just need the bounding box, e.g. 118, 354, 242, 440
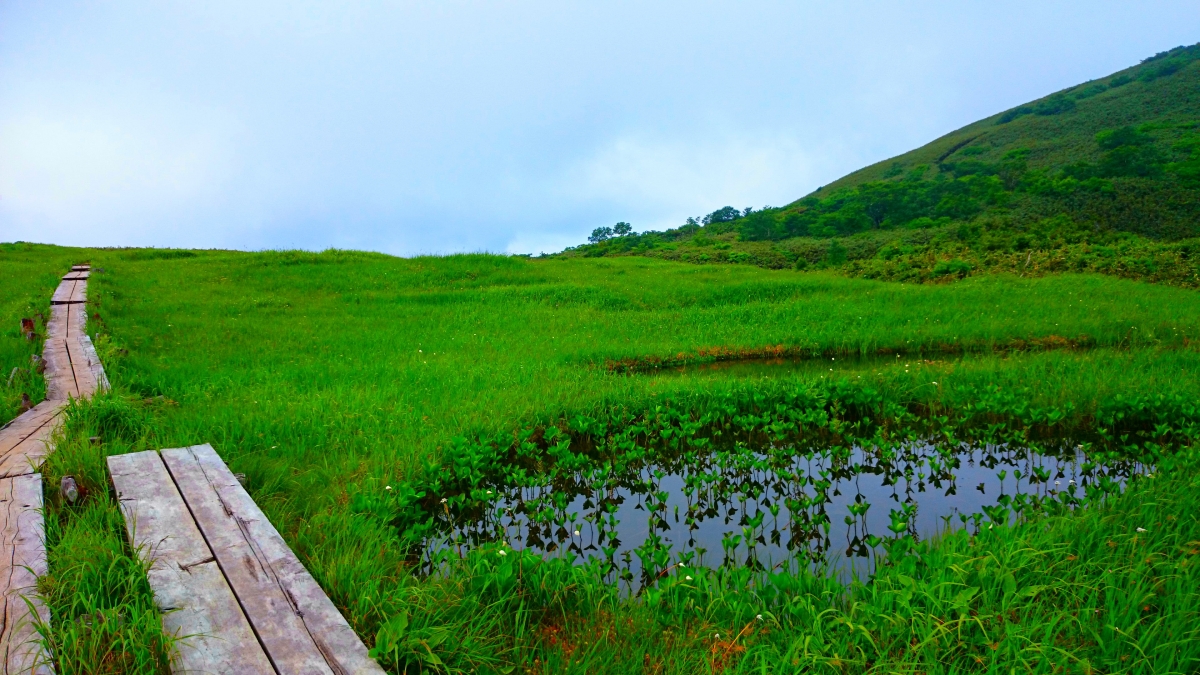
4, 245, 1200, 672
0, 243, 86, 424
36, 399, 175, 675
90, 250, 1200, 477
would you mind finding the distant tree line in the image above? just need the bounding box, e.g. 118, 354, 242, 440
589, 222, 633, 243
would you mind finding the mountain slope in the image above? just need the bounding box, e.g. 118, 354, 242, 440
820, 46, 1200, 196
557, 44, 1200, 286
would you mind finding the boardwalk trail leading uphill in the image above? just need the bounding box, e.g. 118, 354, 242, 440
0, 265, 107, 674
3, 266, 384, 673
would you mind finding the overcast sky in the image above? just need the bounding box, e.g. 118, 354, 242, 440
1, 2, 1197, 255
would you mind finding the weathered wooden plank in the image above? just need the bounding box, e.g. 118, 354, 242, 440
69, 266, 89, 272
62, 340, 98, 400
77, 334, 109, 394
0, 404, 61, 461
60, 273, 88, 281
63, 304, 84, 342
48, 282, 76, 307
48, 279, 85, 306
66, 282, 85, 307
0, 403, 61, 479
63, 305, 107, 394
163, 445, 384, 675
163, 448, 334, 675
0, 429, 55, 480
0, 474, 52, 675
108, 452, 274, 675
44, 307, 68, 342
40, 339, 77, 403
43, 305, 79, 402
43, 303, 107, 402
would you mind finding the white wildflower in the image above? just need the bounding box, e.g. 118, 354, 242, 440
498, 550, 507, 557
1137, 527, 1147, 533
686, 575, 693, 581
756, 614, 763, 621
573, 530, 581, 536
385, 485, 392, 491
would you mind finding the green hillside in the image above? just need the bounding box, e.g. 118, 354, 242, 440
559, 43, 1200, 286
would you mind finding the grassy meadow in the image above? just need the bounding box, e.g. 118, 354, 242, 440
3, 243, 1199, 673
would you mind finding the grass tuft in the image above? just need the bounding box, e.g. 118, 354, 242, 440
36, 394, 175, 675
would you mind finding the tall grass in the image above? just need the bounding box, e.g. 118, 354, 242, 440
2, 245, 1199, 672
36, 394, 175, 674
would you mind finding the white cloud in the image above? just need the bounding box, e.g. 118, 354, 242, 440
561, 132, 833, 231
0, 99, 239, 245
2, 2, 1196, 251
505, 230, 583, 256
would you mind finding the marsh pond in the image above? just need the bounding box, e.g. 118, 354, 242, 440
426, 437, 1141, 589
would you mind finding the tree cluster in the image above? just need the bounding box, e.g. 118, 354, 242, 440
589, 222, 634, 243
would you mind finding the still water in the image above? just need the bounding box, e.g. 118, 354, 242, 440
433, 441, 1139, 586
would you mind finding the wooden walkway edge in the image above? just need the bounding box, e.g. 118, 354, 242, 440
0, 476, 48, 675
0, 264, 106, 674
109, 445, 384, 675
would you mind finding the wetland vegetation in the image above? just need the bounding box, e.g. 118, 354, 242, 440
0, 242, 1196, 673
2, 44, 1199, 675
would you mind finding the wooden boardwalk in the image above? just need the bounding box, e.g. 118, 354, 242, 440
0, 264, 105, 674
5, 266, 383, 673
109, 445, 384, 675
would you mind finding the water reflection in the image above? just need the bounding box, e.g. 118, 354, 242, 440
432, 441, 1140, 588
